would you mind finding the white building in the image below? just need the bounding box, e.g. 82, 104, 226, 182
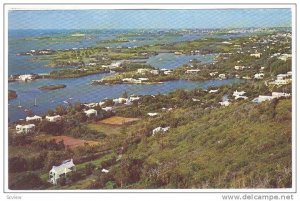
252, 95, 275, 103
209, 71, 218, 77
186, 69, 201, 74
254, 73, 264, 79
109, 61, 122, 68
102, 169, 109, 173
273, 79, 291, 86
49, 159, 76, 185
209, 89, 219, 93
102, 107, 113, 112
152, 126, 170, 135
16, 124, 35, 134
84, 102, 98, 108
18, 74, 34, 81
138, 78, 149, 81
250, 53, 262, 58
278, 54, 292, 61
46, 115, 62, 122
147, 112, 159, 117
233, 90, 246, 97
84, 109, 98, 117
150, 70, 159, 75
234, 66, 245, 70
113, 97, 128, 104
163, 70, 172, 75
219, 100, 230, 107
219, 74, 226, 79
137, 68, 150, 74
129, 96, 140, 101
271, 92, 291, 98
26, 115, 42, 122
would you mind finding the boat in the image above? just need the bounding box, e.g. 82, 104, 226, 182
33, 97, 38, 107
17, 100, 22, 108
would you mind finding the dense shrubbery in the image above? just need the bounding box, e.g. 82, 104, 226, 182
9, 173, 50, 190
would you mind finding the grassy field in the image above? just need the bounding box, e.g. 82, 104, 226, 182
87, 123, 122, 136
99, 116, 140, 126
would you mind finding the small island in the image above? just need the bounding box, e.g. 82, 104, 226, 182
8, 90, 17, 100
39, 84, 66, 91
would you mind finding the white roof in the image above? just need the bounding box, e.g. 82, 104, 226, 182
26, 115, 42, 121
148, 112, 158, 116
233, 90, 246, 97
84, 109, 97, 114
50, 159, 75, 177
16, 124, 35, 129
102, 107, 112, 111
46, 115, 61, 118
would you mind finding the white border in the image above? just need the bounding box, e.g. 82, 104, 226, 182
1, 1, 298, 198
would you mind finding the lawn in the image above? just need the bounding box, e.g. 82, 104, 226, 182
98, 116, 140, 126
87, 123, 122, 136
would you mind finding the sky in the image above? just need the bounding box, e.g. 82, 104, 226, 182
8, 9, 292, 30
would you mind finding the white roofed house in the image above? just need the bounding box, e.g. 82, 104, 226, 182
113, 97, 128, 104
49, 159, 76, 185
18, 74, 34, 81
218, 74, 226, 80
102, 107, 113, 112
46, 115, 62, 122
26, 115, 42, 122
209, 89, 219, 93
254, 73, 264, 80
232, 90, 248, 100
252, 95, 275, 103
137, 68, 150, 74
219, 100, 230, 107
271, 92, 291, 98
147, 112, 159, 117
152, 126, 170, 136
16, 124, 35, 134
250, 53, 262, 58
186, 69, 201, 74
150, 69, 159, 75
209, 71, 218, 77
234, 66, 245, 70
84, 109, 98, 117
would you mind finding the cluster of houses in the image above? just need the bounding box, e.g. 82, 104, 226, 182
137, 68, 159, 75
269, 71, 292, 86
219, 90, 248, 107
252, 92, 291, 103
15, 114, 63, 134
122, 77, 149, 84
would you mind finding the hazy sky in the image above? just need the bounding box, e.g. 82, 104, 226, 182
8, 9, 291, 30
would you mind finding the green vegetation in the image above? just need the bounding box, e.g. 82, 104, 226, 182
8, 28, 292, 189
39, 84, 66, 91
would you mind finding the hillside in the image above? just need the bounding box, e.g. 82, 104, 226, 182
89, 99, 292, 189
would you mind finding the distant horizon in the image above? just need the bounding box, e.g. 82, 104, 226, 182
8, 26, 292, 31
8, 9, 291, 30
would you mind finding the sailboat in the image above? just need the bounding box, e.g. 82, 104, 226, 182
33, 97, 37, 107
17, 100, 22, 108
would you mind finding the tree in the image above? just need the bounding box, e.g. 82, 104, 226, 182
85, 163, 96, 176
55, 105, 67, 116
